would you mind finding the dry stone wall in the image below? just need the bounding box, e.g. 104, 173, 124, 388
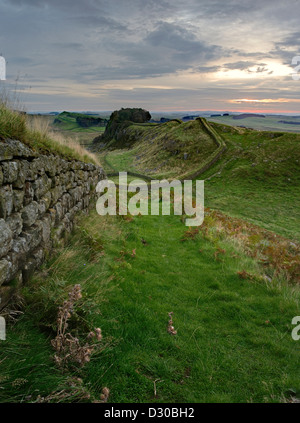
0, 138, 105, 309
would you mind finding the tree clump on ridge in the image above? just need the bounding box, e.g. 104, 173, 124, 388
94, 107, 151, 145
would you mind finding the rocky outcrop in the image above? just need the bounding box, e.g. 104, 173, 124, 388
94, 108, 151, 146
0, 138, 105, 309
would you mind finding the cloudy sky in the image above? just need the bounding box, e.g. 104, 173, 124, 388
0, 0, 300, 113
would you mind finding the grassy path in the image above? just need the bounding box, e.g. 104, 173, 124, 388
1, 121, 300, 402
1, 210, 299, 403
86, 213, 299, 403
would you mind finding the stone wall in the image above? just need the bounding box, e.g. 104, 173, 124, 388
0, 138, 105, 309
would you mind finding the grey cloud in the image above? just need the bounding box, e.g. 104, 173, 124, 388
149, 21, 223, 58
252, 66, 268, 73
270, 31, 300, 67
69, 15, 128, 32
276, 31, 300, 48
223, 61, 261, 70
2, 0, 300, 111
6, 0, 99, 12
269, 46, 299, 66
5, 0, 174, 20
52, 42, 84, 50
96, 22, 226, 79
193, 66, 222, 73
146, 22, 205, 51
222, 61, 270, 74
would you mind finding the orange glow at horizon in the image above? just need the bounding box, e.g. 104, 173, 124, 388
229, 98, 300, 104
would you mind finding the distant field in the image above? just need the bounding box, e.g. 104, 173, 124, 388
52, 127, 105, 147
206, 114, 300, 133
28, 112, 107, 146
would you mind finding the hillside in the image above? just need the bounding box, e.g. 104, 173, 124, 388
47, 111, 108, 147
54, 111, 107, 129
0, 104, 99, 165
97, 117, 226, 179
1, 106, 299, 404
96, 116, 300, 241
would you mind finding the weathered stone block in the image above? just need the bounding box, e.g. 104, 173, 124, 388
50, 185, 63, 205
0, 166, 3, 186
48, 208, 56, 226
13, 160, 26, 188
22, 224, 42, 253
21, 160, 37, 181
32, 247, 44, 267
0, 139, 36, 160
33, 174, 51, 200
44, 156, 57, 177
69, 186, 83, 203
6, 213, 23, 238
0, 185, 14, 218
54, 202, 63, 225
0, 259, 12, 286
24, 181, 34, 205
83, 196, 90, 209
13, 189, 25, 211
61, 193, 72, 213
21, 201, 39, 227
40, 214, 51, 246
2, 161, 19, 184
32, 157, 46, 176
11, 236, 29, 257
40, 191, 51, 211
37, 201, 46, 218
0, 219, 13, 258
0, 142, 13, 161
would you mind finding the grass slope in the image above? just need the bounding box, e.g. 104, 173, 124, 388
1, 111, 300, 404
1, 210, 299, 403
87, 213, 299, 403
202, 123, 300, 241
53, 111, 107, 133
102, 119, 221, 179
0, 103, 99, 165
51, 112, 107, 147
101, 119, 300, 241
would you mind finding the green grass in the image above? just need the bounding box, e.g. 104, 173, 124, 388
53, 111, 107, 134
104, 148, 140, 174
207, 114, 300, 133
0, 102, 27, 141
202, 124, 300, 241
103, 119, 219, 179
0, 103, 99, 165
1, 110, 300, 403
99, 119, 300, 241
1, 210, 299, 403
0, 319, 66, 403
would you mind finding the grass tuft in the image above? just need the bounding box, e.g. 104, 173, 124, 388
0, 101, 100, 165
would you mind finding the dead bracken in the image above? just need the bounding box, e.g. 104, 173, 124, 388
167, 312, 177, 335
99, 387, 110, 403
51, 284, 103, 368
